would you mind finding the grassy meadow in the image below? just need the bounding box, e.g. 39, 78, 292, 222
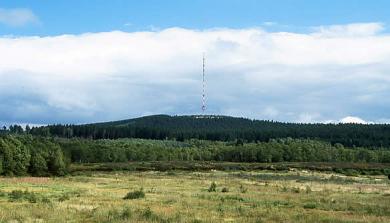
0, 167, 389, 223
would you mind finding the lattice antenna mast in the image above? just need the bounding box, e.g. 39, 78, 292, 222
202, 53, 206, 113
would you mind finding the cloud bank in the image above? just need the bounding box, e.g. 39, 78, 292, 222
340, 116, 369, 124
1, 23, 390, 124
0, 8, 39, 27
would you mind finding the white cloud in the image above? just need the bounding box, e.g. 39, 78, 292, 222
296, 113, 323, 123
1, 24, 390, 124
339, 116, 368, 124
261, 106, 280, 118
313, 22, 384, 37
0, 8, 39, 27
262, 21, 277, 26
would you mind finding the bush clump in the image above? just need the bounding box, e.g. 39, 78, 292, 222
8, 190, 38, 203
305, 185, 312, 193
303, 203, 317, 209
291, 187, 300, 193
123, 188, 145, 200
106, 207, 132, 221
208, 182, 217, 192
0, 190, 7, 197
336, 169, 359, 177
58, 193, 70, 202
239, 185, 248, 193
121, 207, 132, 219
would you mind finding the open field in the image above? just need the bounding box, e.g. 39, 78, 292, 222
0, 168, 389, 223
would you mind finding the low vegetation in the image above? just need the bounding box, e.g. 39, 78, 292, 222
207, 182, 217, 192
0, 170, 389, 222
123, 188, 145, 200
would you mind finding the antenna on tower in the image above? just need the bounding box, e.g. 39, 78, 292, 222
202, 53, 206, 113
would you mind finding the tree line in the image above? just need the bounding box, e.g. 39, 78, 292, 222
60, 138, 390, 164
26, 115, 390, 148
1, 134, 390, 176
0, 135, 67, 176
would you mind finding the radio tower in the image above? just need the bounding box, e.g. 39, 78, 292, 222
202, 53, 206, 113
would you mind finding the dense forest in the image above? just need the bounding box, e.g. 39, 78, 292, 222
0, 135, 67, 176
1, 133, 390, 176
59, 138, 390, 164
28, 115, 390, 147
2, 115, 390, 176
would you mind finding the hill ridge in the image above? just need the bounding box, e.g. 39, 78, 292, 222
29, 114, 390, 148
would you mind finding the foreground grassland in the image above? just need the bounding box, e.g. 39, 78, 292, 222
0, 169, 389, 223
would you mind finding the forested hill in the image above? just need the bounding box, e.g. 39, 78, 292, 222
28, 114, 390, 147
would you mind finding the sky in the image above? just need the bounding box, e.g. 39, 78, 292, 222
1, 0, 390, 125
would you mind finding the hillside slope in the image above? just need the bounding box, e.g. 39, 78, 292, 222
30, 114, 390, 147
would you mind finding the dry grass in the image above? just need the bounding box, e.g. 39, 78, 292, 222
0, 177, 51, 184
0, 170, 389, 222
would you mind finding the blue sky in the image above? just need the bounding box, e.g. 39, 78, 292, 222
1, 1, 390, 125
1, 0, 390, 35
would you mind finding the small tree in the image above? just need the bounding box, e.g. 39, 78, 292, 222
235, 139, 244, 146
25, 125, 31, 134
48, 147, 66, 176
30, 153, 48, 176
208, 182, 217, 192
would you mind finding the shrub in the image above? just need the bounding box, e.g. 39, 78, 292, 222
221, 187, 229, 193
141, 207, 155, 220
41, 197, 51, 203
106, 207, 133, 221
305, 185, 312, 193
8, 190, 37, 203
291, 187, 300, 193
208, 182, 217, 192
217, 203, 224, 213
239, 185, 247, 193
303, 203, 317, 209
30, 153, 48, 176
58, 193, 70, 202
123, 188, 145, 200
236, 205, 245, 215
26, 193, 38, 203
0, 190, 6, 197
167, 171, 176, 176
107, 209, 120, 221
8, 190, 26, 201
343, 169, 359, 177
121, 207, 132, 219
